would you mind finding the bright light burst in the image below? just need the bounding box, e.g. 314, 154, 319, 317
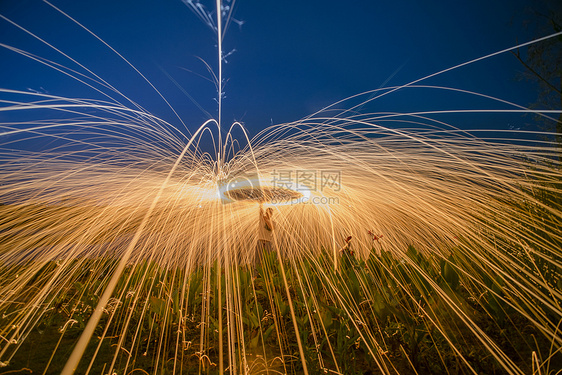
0, 1, 561, 375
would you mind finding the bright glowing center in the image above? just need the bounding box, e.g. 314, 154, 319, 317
218, 177, 311, 205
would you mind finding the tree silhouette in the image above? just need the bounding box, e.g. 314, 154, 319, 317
513, 2, 561, 145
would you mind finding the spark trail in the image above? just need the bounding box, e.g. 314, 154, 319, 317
0, 1, 561, 374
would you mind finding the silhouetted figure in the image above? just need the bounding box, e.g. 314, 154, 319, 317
255, 204, 274, 269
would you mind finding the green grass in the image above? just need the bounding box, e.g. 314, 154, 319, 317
1, 242, 560, 374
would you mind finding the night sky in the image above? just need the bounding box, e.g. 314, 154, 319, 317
0, 0, 556, 141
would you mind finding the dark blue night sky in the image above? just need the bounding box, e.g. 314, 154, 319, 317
0, 0, 556, 141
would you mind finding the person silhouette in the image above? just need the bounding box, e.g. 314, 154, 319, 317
255, 204, 274, 268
